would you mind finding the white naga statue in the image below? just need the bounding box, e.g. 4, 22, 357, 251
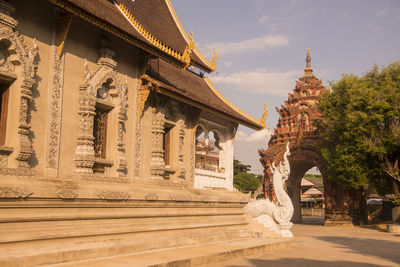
244, 143, 294, 237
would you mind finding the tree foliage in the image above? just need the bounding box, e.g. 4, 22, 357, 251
316, 62, 400, 196
233, 172, 261, 192
233, 159, 251, 176
233, 159, 261, 192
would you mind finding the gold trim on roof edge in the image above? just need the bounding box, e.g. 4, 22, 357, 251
48, 0, 185, 69
204, 77, 266, 129
165, 0, 217, 72
118, 3, 189, 65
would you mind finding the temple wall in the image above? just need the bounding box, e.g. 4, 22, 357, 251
0, 1, 252, 265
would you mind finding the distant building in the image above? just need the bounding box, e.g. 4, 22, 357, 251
301, 178, 324, 208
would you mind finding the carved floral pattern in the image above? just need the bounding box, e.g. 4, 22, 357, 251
145, 192, 159, 201
46, 37, 65, 168
169, 193, 191, 202
74, 37, 128, 176
0, 187, 32, 198
0, 7, 38, 168
98, 190, 131, 200
57, 189, 78, 199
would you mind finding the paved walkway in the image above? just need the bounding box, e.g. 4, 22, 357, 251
218, 220, 400, 267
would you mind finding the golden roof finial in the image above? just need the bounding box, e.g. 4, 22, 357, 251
210, 48, 218, 71
259, 103, 269, 130
304, 44, 313, 77
183, 30, 195, 68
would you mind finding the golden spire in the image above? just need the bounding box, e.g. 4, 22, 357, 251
304, 46, 313, 77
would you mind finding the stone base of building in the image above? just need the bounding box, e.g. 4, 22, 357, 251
50, 237, 295, 266
0, 176, 268, 266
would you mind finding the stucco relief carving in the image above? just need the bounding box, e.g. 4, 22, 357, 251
98, 190, 131, 200
169, 193, 191, 202
74, 36, 128, 176
150, 108, 166, 179
178, 117, 186, 179
0, 167, 33, 176
145, 192, 159, 201
0, 4, 39, 169
46, 16, 66, 169
116, 75, 128, 176
57, 189, 78, 199
134, 113, 142, 177
0, 186, 32, 198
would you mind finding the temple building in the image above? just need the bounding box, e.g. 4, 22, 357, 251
0, 0, 267, 265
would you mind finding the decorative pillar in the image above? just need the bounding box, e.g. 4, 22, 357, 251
116, 77, 128, 176
150, 110, 165, 179
178, 121, 185, 179
74, 91, 96, 173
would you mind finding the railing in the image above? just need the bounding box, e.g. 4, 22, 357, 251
194, 168, 227, 179
194, 168, 230, 190
301, 208, 325, 217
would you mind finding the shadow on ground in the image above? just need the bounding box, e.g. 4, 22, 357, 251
226, 258, 389, 267
359, 224, 388, 233
315, 236, 400, 265
301, 217, 324, 225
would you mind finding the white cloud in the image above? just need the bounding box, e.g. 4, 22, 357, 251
234, 129, 272, 174
269, 23, 278, 32
224, 61, 232, 67
236, 129, 271, 143
204, 35, 290, 56
377, 9, 387, 16
257, 16, 269, 24
212, 69, 302, 96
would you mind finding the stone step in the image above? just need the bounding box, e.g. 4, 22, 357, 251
46, 238, 294, 267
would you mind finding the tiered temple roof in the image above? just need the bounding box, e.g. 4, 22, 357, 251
144, 59, 263, 130
48, 0, 263, 130
269, 48, 326, 145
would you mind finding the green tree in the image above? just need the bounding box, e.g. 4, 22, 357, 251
316, 62, 400, 197
233, 158, 251, 176
233, 172, 260, 192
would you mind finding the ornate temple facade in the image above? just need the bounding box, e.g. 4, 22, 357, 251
0, 0, 266, 265
260, 49, 364, 224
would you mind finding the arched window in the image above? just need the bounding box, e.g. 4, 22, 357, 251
92, 79, 115, 173
195, 128, 221, 172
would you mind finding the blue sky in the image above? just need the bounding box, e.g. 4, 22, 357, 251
172, 0, 400, 174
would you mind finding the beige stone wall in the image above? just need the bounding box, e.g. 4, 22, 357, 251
0, 0, 233, 187
0, 2, 256, 265
5, 0, 147, 180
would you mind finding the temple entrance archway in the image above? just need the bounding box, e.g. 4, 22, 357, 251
259, 49, 364, 225
286, 146, 326, 223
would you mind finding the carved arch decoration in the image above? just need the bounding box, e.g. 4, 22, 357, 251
0, 8, 39, 171
74, 39, 128, 177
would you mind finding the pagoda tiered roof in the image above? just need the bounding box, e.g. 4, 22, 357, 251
269, 48, 327, 146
